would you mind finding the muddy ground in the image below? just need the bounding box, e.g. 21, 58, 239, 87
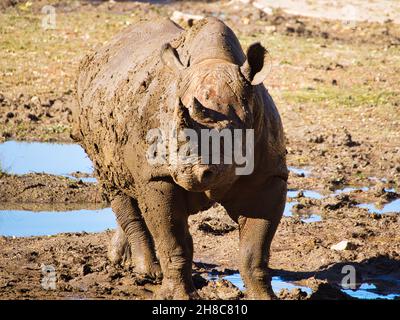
0, 0, 399, 299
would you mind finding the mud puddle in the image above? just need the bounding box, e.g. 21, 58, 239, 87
289, 166, 311, 177
209, 273, 400, 300
0, 141, 95, 182
342, 277, 400, 300
357, 199, 400, 215
0, 207, 115, 237
284, 200, 323, 223
209, 273, 312, 296
285, 188, 323, 223
333, 186, 370, 195
288, 189, 323, 199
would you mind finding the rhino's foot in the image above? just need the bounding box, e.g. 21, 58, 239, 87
108, 227, 162, 279
155, 279, 200, 300
134, 258, 162, 280
108, 226, 131, 265
240, 268, 278, 300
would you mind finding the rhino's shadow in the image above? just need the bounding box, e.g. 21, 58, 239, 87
194, 256, 400, 299
275, 255, 400, 298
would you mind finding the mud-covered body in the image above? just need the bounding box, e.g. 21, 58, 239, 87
74, 17, 288, 299
75, 18, 287, 205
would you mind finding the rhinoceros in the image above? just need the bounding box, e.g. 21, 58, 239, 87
73, 17, 288, 299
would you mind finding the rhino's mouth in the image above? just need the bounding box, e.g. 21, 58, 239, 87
170, 163, 235, 192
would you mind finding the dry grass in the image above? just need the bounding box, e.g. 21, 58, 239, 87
0, 2, 399, 144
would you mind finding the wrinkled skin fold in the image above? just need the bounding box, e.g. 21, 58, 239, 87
74, 17, 288, 299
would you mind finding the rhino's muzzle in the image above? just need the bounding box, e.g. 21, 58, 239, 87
170, 163, 234, 192
199, 168, 214, 185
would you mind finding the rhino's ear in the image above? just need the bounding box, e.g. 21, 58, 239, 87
160, 43, 185, 73
240, 42, 269, 85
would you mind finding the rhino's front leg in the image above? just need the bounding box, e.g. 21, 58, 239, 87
237, 176, 287, 299
238, 216, 281, 299
139, 181, 198, 300
110, 194, 161, 278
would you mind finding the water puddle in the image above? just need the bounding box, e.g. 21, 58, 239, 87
0, 202, 108, 212
300, 214, 323, 223
68, 175, 97, 183
333, 186, 369, 195
0, 208, 116, 237
271, 276, 313, 296
288, 189, 324, 199
357, 199, 400, 214
342, 282, 400, 300
211, 273, 399, 300
0, 141, 94, 181
284, 202, 297, 216
209, 273, 312, 296
284, 201, 322, 223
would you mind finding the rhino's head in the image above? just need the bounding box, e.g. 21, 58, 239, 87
160, 42, 270, 192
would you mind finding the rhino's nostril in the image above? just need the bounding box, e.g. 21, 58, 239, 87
201, 169, 214, 183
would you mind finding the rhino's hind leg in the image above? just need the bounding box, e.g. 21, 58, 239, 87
237, 176, 287, 300
110, 194, 161, 279
108, 224, 131, 265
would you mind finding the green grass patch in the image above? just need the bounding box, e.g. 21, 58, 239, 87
0, 10, 136, 96
282, 86, 400, 108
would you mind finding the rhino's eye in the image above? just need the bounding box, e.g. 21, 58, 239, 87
189, 105, 210, 120
188, 98, 229, 125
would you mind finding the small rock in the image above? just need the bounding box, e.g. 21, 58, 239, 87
330, 240, 355, 251
170, 11, 204, 26
30, 96, 40, 105
252, 2, 273, 15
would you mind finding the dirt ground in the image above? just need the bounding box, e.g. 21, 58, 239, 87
0, 0, 399, 299
251, 0, 400, 24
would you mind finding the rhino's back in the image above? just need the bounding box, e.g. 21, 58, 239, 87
74, 19, 183, 197
77, 18, 183, 106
